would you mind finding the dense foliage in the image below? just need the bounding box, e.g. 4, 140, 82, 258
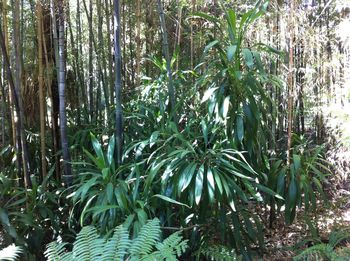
0, 0, 349, 260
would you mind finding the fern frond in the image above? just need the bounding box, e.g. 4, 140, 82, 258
45, 241, 68, 261
130, 218, 161, 257
293, 244, 333, 261
45, 218, 187, 261
0, 244, 22, 261
60, 252, 74, 261
329, 229, 350, 248
336, 246, 350, 261
155, 231, 188, 258
102, 225, 131, 261
72, 226, 104, 260
196, 244, 240, 261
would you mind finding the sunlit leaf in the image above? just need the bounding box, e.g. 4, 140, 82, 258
207, 168, 215, 203
242, 48, 254, 69
195, 165, 204, 205
153, 194, 191, 208
179, 163, 197, 192
202, 88, 218, 103
227, 45, 237, 61
107, 135, 115, 166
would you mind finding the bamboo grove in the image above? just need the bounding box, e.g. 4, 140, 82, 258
0, 0, 349, 260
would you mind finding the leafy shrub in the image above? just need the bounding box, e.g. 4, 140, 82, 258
128, 117, 278, 259
71, 133, 150, 235
293, 228, 350, 261
195, 1, 281, 168
267, 135, 330, 225
45, 218, 188, 261
195, 244, 241, 260
0, 169, 72, 259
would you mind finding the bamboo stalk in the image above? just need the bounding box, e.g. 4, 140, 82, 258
157, 0, 176, 118
287, 0, 295, 167
114, 0, 123, 164
37, 1, 47, 178
58, 0, 72, 185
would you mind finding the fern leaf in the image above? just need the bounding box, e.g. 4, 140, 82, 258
293, 244, 333, 261
102, 225, 131, 261
196, 244, 240, 261
0, 244, 22, 261
45, 219, 187, 261
130, 218, 161, 257
45, 241, 68, 261
155, 231, 188, 259
329, 229, 350, 248
72, 226, 104, 260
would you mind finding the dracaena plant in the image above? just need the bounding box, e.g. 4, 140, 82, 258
70, 133, 150, 236
284, 135, 330, 225
266, 135, 330, 226
131, 117, 280, 259
194, 1, 282, 167
0, 170, 70, 259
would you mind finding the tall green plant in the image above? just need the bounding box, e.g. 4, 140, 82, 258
265, 135, 330, 226
0, 170, 71, 259
293, 227, 350, 261
71, 133, 149, 235
285, 136, 329, 224
134, 117, 281, 259
195, 0, 281, 166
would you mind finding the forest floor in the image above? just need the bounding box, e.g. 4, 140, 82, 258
262, 102, 350, 260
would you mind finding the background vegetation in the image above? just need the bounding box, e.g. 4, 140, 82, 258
0, 0, 350, 260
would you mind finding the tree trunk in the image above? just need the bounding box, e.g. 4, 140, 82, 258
104, 0, 114, 109
37, 1, 47, 179
114, 0, 123, 164
42, 15, 60, 181
122, 0, 126, 89
67, 1, 81, 126
287, 0, 295, 166
175, 2, 182, 72
128, 0, 135, 89
190, 0, 196, 72
97, 0, 109, 123
77, 0, 89, 122
82, 0, 109, 124
136, 0, 141, 86
88, 0, 94, 122
0, 21, 29, 187
157, 0, 176, 118
0, 73, 5, 147
58, 0, 72, 185
13, 0, 31, 187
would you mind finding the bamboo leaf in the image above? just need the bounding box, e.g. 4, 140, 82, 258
207, 168, 215, 203
107, 135, 115, 166
90, 133, 105, 166
178, 163, 197, 193
191, 12, 221, 25
202, 87, 218, 103
222, 96, 230, 118
235, 115, 244, 142
242, 48, 254, 69
204, 40, 219, 54
106, 183, 114, 203
195, 165, 204, 205
153, 194, 191, 208
227, 45, 237, 61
